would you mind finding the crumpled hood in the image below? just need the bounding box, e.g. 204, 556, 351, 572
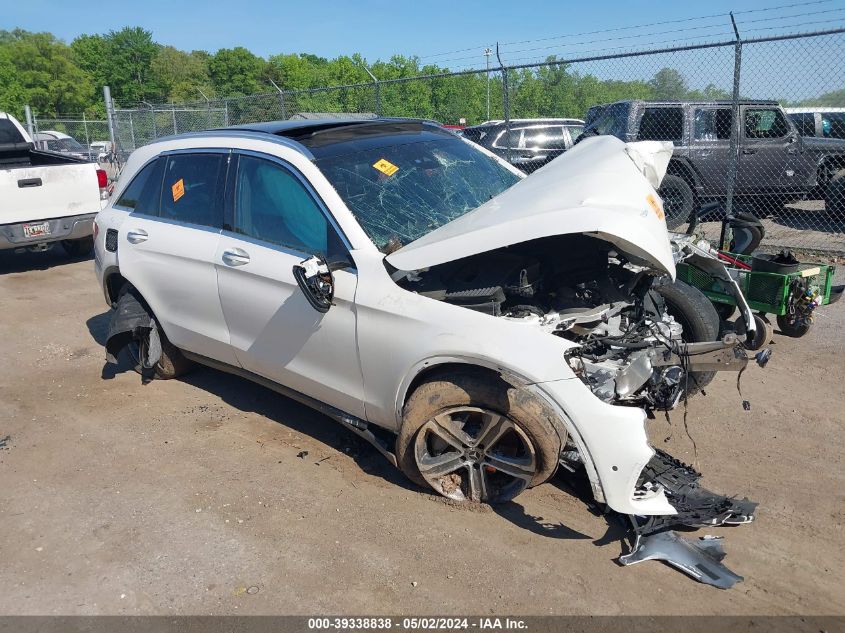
386, 136, 676, 278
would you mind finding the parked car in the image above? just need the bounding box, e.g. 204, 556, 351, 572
0, 112, 108, 256
32, 130, 93, 161
582, 100, 845, 223
89, 140, 111, 162
94, 119, 760, 585
785, 107, 845, 140
462, 118, 584, 173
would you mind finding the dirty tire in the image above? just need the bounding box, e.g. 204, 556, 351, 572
61, 237, 94, 258
824, 169, 845, 219
397, 371, 563, 504
776, 313, 812, 338
743, 314, 774, 350
658, 174, 695, 229
129, 329, 192, 380
654, 280, 721, 395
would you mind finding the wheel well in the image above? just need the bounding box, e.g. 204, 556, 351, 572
665, 159, 698, 192
401, 363, 506, 412
104, 271, 129, 306
818, 155, 845, 185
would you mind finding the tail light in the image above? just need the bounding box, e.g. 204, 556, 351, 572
96, 169, 109, 200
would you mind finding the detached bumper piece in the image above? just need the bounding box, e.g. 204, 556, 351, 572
620, 531, 743, 589
620, 450, 757, 589
105, 288, 161, 383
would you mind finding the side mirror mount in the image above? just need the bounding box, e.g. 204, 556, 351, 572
292, 255, 352, 313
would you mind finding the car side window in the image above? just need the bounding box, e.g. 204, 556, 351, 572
493, 128, 522, 149
822, 113, 845, 139
744, 108, 789, 139
234, 155, 340, 257
790, 113, 816, 137
114, 159, 164, 214
524, 126, 567, 150
637, 107, 684, 141
160, 153, 226, 228
565, 125, 583, 141
694, 108, 733, 140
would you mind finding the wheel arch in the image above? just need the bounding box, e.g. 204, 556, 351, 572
665, 157, 701, 193
817, 154, 845, 186
394, 356, 606, 502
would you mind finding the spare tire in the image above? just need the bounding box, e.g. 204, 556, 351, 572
658, 174, 695, 230
653, 280, 721, 396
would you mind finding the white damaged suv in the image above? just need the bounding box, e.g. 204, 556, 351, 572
94, 120, 758, 586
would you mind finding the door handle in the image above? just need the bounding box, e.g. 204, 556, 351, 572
742, 148, 757, 155
126, 229, 149, 244
222, 248, 250, 267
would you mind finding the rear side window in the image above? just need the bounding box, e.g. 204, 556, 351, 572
160, 153, 226, 228
493, 128, 522, 149
790, 113, 816, 137
637, 107, 684, 141
234, 155, 340, 257
114, 159, 164, 214
0, 118, 25, 144
694, 108, 733, 140
822, 113, 845, 139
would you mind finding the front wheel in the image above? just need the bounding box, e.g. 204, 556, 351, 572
397, 372, 563, 504
653, 280, 721, 396
127, 327, 192, 379
658, 174, 695, 229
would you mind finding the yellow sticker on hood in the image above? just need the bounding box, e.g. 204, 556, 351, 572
372, 158, 399, 177
646, 193, 664, 220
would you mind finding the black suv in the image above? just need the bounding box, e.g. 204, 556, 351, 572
462, 118, 584, 173
582, 100, 845, 226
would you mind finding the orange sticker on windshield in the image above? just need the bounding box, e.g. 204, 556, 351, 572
171, 178, 185, 202
372, 158, 399, 177
646, 194, 664, 220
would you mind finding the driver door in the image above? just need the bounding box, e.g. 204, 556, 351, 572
215, 152, 365, 418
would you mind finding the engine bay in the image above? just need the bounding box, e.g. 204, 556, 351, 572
397, 234, 745, 412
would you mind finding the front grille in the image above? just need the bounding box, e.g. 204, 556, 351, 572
105, 228, 118, 252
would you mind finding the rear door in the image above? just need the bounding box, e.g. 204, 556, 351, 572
215, 151, 365, 417
737, 106, 802, 192
116, 150, 237, 365
689, 106, 734, 194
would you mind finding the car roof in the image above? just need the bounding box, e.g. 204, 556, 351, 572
466, 118, 584, 129
785, 107, 845, 113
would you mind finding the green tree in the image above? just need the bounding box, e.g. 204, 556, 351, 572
151, 47, 213, 103
649, 68, 688, 100
208, 47, 266, 97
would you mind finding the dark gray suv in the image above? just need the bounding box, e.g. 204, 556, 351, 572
582, 100, 845, 225
462, 118, 584, 173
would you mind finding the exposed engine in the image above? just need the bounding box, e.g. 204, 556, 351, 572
397, 234, 742, 412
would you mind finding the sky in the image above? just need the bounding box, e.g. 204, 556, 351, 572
4, 0, 843, 67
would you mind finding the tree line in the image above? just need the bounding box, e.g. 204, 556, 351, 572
0, 26, 839, 126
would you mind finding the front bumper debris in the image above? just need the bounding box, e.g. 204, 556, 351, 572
620, 449, 757, 588
620, 531, 744, 589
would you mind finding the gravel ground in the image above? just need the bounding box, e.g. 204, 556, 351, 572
0, 249, 843, 615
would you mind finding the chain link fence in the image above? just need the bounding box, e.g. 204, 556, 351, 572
31, 28, 845, 255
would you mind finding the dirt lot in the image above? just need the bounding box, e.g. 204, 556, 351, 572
0, 249, 843, 616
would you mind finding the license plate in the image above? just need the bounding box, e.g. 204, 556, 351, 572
23, 222, 51, 238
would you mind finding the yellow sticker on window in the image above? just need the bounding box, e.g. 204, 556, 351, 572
372, 158, 399, 177
171, 178, 185, 202
646, 194, 664, 221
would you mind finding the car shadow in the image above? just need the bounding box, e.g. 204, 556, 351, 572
772, 206, 845, 233
0, 247, 92, 275
491, 499, 592, 540
179, 366, 415, 492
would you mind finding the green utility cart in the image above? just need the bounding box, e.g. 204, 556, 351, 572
676, 255, 842, 342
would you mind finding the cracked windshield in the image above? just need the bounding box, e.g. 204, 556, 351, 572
316, 137, 521, 251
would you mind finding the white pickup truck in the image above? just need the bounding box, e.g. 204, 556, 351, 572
1, 112, 107, 256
